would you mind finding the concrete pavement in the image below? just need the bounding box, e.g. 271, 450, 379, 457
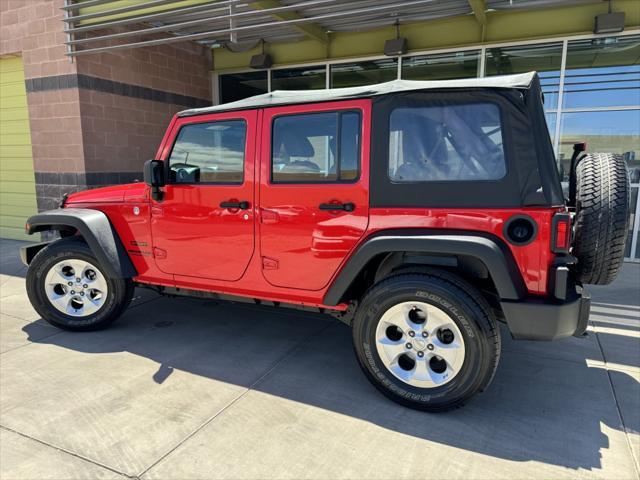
1, 238, 638, 479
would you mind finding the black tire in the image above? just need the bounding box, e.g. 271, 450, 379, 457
352, 270, 500, 412
574, 153, 630, 285
26, 237, 134, 331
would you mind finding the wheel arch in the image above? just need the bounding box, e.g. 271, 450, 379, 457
323, 230, 527, 306
24, 208, 137, 279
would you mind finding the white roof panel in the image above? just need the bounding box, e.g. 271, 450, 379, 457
178, 71, 537, 116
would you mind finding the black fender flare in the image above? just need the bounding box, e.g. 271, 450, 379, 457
323, 231, 527, 305
25, 208, 137, 278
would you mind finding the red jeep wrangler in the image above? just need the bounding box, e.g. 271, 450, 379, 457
22, 72, 629, 411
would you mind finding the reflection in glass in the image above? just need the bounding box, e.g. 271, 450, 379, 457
564, 35, 640, 109
485, 42, 562, 109
331, 59, 397, 88
557, 110, 640, 182
169, 121, 246, 184
271, 111, 361, 183
402, 50, 480, 80
545, 113, 557, 146
627, 186, 638, 258
219, 71, 267, 104
271, 65, 326, 90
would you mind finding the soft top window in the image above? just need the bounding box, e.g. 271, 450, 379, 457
388, 103, 506, 182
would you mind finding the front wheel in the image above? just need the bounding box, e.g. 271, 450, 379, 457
26, 238, 134, 331
352, 271, 500, 411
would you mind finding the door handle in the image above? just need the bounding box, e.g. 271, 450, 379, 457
220, 200, 250, 210
319, 202, 355, 212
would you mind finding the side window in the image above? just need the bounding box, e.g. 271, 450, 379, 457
271, 111, 361, 183
388, 103, 506, 182
169, 120, 246, 184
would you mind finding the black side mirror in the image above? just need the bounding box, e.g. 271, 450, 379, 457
143, 159, 165, 201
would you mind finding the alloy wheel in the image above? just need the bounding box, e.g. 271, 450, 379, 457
375, 301, 466, 388
44, 259, 109, 317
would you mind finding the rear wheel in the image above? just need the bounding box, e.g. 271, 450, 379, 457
352, 271, 500, 411
26, 238, 134, 331
573, 153, 629, 285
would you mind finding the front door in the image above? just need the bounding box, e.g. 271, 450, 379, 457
151, 110, 257, 281
259, 100, 370, 291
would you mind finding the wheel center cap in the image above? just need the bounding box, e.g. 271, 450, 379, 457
413, 338, 427, 351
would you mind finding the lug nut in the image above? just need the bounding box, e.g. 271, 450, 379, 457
83, 284, 88, 288
417, 351, 424, 358
405, 343, 412, 350
76, 278, 81, 283
80, 292, 84, 296
427, 344, 435, 351
408, 331, 415, 337
70, 290, 75, 295
68, 282, 73, 286
421, 331, 428, 338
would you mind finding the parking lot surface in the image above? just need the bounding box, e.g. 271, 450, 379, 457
1, 238, 638, 479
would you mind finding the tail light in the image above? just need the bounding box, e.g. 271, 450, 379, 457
551, 213, 572, 254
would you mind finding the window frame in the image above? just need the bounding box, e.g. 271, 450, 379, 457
386, 100, 509, 185
166, 118, 248, 186
269, 109, 363, 185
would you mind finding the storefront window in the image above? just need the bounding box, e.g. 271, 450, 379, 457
545, 113, 557, 147
485, 42, 562, 109
564, 35, 640, 109
271, 65, 326, 90
402, 50, 480, 80
219, 71, 268, 104
330, 59, 397, 88
627, 186, 638, 258
557, 109, 640, 182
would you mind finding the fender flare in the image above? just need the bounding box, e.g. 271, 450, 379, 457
25, 208, 137, 279
323, 232, 527, 306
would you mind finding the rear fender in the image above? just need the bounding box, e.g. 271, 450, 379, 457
323, 231, 527, 305
24, 208, 137, 278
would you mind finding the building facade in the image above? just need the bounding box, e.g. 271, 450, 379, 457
0, 0, 639, 259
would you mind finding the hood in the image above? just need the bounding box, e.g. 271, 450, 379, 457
65, 182, 148, 205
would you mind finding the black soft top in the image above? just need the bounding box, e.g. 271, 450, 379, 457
179, 72, 537, 117
179, 72, 564, 208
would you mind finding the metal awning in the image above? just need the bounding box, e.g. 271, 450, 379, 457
62, 0, 601, 57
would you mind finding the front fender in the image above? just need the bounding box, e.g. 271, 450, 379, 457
24, 208, 137, 278
323, 231, 527, 305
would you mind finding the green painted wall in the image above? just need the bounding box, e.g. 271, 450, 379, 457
0, 56, 37, 241
213, 0, 640, 72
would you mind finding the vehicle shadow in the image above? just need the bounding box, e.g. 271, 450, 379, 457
20, 294, 638, 472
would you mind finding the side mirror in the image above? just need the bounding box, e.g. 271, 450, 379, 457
143, 159, 165, 201
144, 159, 165, 187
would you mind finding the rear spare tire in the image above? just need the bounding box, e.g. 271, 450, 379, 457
573, 153, 629, 285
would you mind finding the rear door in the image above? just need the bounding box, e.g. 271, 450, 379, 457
259, 100, 370, 291
151, 110, 257, 281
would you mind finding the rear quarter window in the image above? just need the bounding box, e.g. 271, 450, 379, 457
388, 103, 506, 182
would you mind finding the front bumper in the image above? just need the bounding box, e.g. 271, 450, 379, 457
20, 242, 49, 266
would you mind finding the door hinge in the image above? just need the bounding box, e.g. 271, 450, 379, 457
262, 256, 279, 270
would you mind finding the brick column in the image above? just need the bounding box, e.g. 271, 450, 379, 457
1, 0, 212, 212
